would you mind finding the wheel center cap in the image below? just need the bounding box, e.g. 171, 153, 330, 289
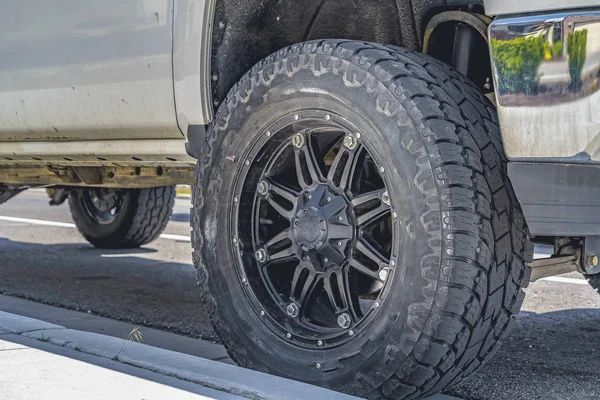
294, 206, 327, 251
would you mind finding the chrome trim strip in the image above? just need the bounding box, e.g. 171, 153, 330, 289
490, 11, 600, 160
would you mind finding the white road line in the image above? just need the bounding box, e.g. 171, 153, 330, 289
540, 276, 588, 285
158, 233, 191, 242
0, 215, 76, 228
0, 215, 191, 242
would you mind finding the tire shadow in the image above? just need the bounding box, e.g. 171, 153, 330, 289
0, 238, 217, 341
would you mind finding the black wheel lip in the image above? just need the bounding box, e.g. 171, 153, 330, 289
229, 108, 399, 349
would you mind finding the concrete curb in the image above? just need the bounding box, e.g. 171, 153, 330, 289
0, 311, 358, 400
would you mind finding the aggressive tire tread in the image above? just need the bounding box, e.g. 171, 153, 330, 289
192, 40, 532, 398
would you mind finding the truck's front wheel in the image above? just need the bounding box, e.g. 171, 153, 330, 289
193, 40, 532, 398
69, 186, 175, 249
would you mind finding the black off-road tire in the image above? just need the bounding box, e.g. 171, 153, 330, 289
192, 40, 533, 399
69, 186, 175, 249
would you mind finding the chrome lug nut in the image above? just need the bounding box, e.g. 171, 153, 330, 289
343, 135, 357, 150
315, 363, 321, 369
292, 133, 305, 148
286, 333, 292, 339
257, 181, 269, 195
373, 301, 380, 309
259, 310, 265, 316
337, 313, 351, 329
589, 254, 599, 268
255, 248, 267, 263
337, 241, 343, 247
348, 330, 354, 336
286, 303, 299, 318
317, 340, 323, 346
381, 191, 391, 206
379, 268, 389, 281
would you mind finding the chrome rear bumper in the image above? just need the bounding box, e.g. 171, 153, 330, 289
489, 11, 600, 161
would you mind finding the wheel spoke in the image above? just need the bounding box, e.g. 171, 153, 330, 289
294, 133, 323, 188
355, 239, 389, 266
292, 269, 321, 309
327, 144, 362, 191
351, 189, 385, 208
348, 257, 380, 280
266, 195, 294, 220
265, 228, 292, 249
356, 203, 390, 227
269, 181, 299, 204
269, 245, 296, 262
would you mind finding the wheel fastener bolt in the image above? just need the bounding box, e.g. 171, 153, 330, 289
348, 330, 354, 336
257, 181, 269, 195
324, 258, 329, 263
337, 215, 343, 222
234, 197, 239, 203
245, 159, 250, 166
379, 268, 389, 281
343, 135, 357, 150
337, 241, 343, 247
317, 340, 323, 346
315, 363, 321, 369
392, 212, 398, 219
356, 132, 362, 139
266, 131, 272, 137
286, 303, 299, 318
325, 114, 331, 121
589, 254, 599, 268
286, 333, 292, 339
374, 301, 380, 309
232, 237, 238, 244
255, 248, 267, 263
326, 197, 331, 202
381, 191, 391, 206
212, 73, 219, 81
294, 114, 300, 120
379, 166, 385, 173
337, 313, 351, 329
241, 277, 247, 283
260, 310, 265, 316
390, 260, 396, 267
292, 133, 305, 148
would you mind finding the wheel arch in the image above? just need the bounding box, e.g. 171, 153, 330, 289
209, 0, 486, 112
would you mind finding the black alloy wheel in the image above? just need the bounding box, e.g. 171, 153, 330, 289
234, 112, 397, 347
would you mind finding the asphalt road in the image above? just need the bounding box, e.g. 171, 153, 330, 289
1, 190, 600, 400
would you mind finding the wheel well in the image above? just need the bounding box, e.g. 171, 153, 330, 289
422, 7, 493, 92
210, 0, 486, 108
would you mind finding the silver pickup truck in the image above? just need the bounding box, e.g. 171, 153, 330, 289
2, 0, 599, 398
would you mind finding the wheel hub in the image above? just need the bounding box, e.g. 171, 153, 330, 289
292, 185, 353, 266
294, 206, 327, 251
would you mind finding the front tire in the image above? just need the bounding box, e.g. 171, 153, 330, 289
193, 40, 532, 398
69, 186, 175, 249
